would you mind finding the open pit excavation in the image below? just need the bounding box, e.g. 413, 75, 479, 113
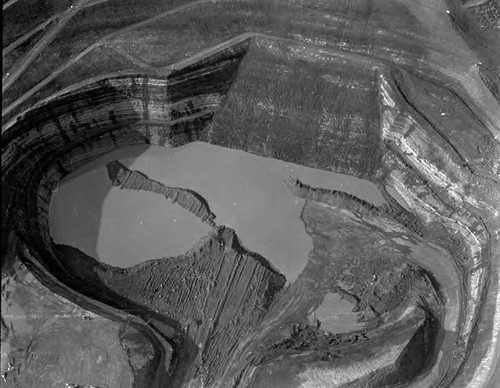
2, 0, 500, 387
52, 140, 384, 282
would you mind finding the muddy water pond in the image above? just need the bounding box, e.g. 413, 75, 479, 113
310, 292, 364, 334
50, 142, 383, 280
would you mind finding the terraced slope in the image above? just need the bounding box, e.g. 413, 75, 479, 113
2, 0, 500, 387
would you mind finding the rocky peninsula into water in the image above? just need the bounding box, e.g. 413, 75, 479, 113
107, 160, 216, 226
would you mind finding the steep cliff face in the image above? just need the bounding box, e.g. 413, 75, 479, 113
107, 160, 216, 225
203, 38, 383, 180
285, 177, 382, 217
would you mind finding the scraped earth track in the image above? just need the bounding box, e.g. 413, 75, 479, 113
2, 0, 500, 387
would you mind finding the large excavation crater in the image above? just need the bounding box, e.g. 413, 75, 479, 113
49, 140, 383, 278
1, 69, 447, 387
3, 39, 490, 385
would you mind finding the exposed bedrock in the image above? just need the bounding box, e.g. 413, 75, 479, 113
285, 177, 382, 217
1, 37, 498, 387
286, 176, 427, 234
378, 68, 500, 387
107, 160, 216, 226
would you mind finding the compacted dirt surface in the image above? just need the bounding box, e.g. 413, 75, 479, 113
2, 0, 500, 387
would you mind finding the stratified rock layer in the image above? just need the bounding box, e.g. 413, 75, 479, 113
1, 28, 499, 387
107, 160, 216, 225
